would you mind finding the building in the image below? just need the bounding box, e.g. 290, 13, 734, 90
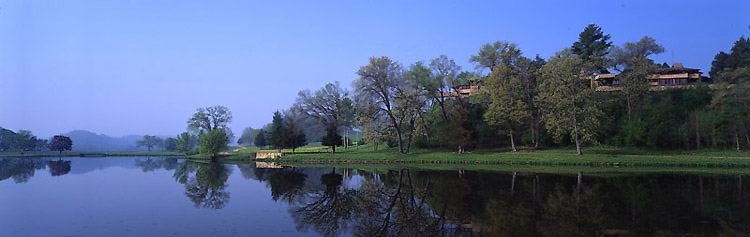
591, 63, 708, 92
436, 77, 489, 98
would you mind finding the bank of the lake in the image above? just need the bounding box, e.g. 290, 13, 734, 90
269, 146, 750, 168
0, 150, 184, 158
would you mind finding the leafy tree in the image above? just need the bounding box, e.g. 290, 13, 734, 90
321, 125, 343, 153
163, 138, 177, 151
49, 135, 73, 155
469, 41, 522, 73
609, 36, 664, 71
571, 24, 612, 72
619, 57, 656, 120
187, 105, 234, 140
136, 135, 163, 151
537, 50, 602, 155
353, 56, 410, 153
175, 132, 198, 154
485, 63, 530, 152
294, 82, 349, 130
427, 55, 460, 121
198, 129, 229, 159
12, 130, 37, 155
254, 129, 267, 148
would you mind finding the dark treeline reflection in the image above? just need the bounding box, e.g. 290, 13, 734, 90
259, 168, 750, 236
5, 157, 749, 236
0, 158, 70, 183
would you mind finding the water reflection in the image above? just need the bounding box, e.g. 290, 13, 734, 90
46, 160, 71, 176
2, 157, 749, 236
0, 158, 60, 183
179, 161, 232, 209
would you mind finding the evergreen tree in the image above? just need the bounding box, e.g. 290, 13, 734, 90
254, 129, 267, 148
321, 125, 342, 153
571, 24, 612, 72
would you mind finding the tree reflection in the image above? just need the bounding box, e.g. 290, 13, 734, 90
0, 159, 47, 183
134, 158, 163, 172
290, 169, 357, 236
268, 168, 307, 204
183, 162, 231, 209
46, 160, 71, 176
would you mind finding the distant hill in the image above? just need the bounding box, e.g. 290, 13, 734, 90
61, 130, 160, 151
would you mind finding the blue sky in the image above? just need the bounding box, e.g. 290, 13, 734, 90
1, 0, 748, 138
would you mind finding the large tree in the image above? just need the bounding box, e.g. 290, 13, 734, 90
294, 82, 349, 130
427, 55, 460, 121
136, 135, 163, 151
609, 36, 664, 120
49, 135, 73, 155
485, 63, 530, 152
609, 36, 665, 71
571, 24, 612, 73
353, 56, 411, 153
469, 41, 522, 73
198, 129, 229, 160
187, 105, 234, 140
269, 111, 286, 151
537, 50, 602, 155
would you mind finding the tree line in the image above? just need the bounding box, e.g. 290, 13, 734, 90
260, 24, 750, 155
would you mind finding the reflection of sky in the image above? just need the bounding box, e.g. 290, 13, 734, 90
0, 157, 317, 236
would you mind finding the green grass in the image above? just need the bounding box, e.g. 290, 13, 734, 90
274, 144, 750, 167
0, 150, 184, 158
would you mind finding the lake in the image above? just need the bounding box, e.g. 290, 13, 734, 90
1, 157, 749, 236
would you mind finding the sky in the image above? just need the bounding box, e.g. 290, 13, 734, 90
1, 0, 749, 139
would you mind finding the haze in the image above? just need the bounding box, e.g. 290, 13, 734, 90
1, 0, 748, 138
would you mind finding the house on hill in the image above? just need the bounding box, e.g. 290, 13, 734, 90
591, 63, 709, 92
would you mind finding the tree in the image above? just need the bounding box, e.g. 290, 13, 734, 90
485, 63, 530, 152
269, 111, 286, 151
619, 57, 656, 120
236, 127, 258, 145
254, 129, 267, 148
187, 105, 234, 140
12, 130, 37, 155
136, 135, 163, 151
294, 82, 349, 130
710, 36, 750, 77
163, 138, 177, 151
537, 50, 602, 155
427, 55, 460, 121
175, 132, 198, 154
198, 129, 229, 159
285, 119, 308, 153
321, 125, 343, 153
571, 24, 612, 72
609, 36, 665, 71
49, 135, 73, 155
469, 41, 522, 73
354, 56, 411, 153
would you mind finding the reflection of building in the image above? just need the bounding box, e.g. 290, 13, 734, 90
437, 78, 489, 98
591, 63, 708, 92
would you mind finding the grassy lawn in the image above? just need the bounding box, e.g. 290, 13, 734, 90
272, 144, 750, 167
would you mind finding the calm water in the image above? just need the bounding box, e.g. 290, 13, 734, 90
1, 157, 749, 236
